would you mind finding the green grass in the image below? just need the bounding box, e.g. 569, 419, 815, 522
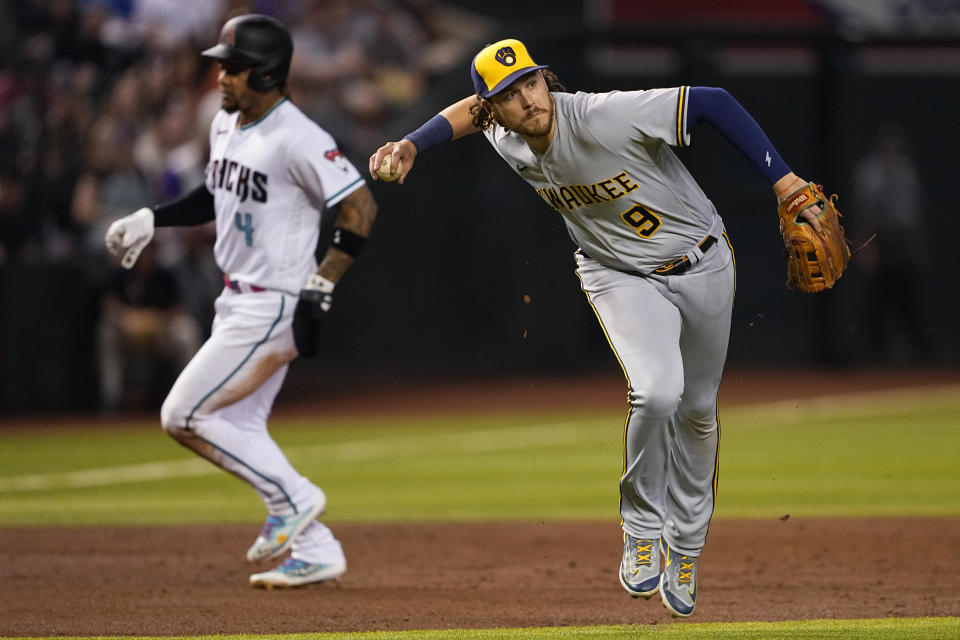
0, 385, 958, 526
3, 388, 958, 639
14, 617, 960, 639
716, 389, 960, 518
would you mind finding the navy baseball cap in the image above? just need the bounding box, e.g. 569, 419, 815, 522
471, 38, 548, 99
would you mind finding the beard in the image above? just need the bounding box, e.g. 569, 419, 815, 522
221, 95, 239, 113
497, 94, 555, 140
515, 107, 554, 138
221, 90, 244, 113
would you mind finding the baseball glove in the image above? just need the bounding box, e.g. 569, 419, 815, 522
777, 182, 851, 293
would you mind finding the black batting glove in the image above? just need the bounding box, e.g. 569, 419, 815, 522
292, 274, 335, 358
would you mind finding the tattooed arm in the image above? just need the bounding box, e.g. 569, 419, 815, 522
315, 184, 378, 283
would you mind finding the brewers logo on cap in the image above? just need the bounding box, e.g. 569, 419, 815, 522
495, 46, 517, 66
471, 38, 548, 98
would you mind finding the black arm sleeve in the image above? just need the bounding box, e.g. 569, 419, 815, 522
153, 184, 215, 227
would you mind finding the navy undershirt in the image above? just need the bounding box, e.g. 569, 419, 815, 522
686, 86, 791, 185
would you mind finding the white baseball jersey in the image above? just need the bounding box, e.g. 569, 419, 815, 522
482, 88, 724, 274
160, 97, 359, 568
205, 98, 365, 294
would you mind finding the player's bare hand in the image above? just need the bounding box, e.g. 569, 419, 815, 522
369, 140, 416, 184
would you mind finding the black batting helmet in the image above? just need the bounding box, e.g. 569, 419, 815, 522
202, 14, 293, 93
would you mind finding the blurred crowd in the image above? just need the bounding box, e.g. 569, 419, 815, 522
0, 0, 490, 411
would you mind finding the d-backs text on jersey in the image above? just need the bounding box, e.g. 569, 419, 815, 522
209, 158, 268, 203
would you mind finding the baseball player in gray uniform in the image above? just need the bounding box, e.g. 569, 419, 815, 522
105, 14, 378, 589
370, 38, 822, 616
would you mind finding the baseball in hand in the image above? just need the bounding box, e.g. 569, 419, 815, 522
377, 154, 402, 182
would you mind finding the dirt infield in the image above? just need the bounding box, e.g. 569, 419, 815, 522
3, 517, 959, 635
280, 365, 960, 421
3, 367, 960, 635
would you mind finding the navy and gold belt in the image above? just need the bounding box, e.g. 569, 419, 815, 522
652, 235, 717, 275
577, 234, 717, 276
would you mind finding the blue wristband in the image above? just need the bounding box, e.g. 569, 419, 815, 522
687, 87, 791, 185
403, 114, 453, 153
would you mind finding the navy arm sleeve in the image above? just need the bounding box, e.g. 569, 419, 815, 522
686, 87, 791, 185
153, 184, 215, 227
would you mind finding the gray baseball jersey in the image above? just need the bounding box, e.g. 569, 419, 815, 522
482, 86, 734, 558
482, 88, 726, 274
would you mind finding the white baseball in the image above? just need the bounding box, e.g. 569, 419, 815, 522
377, 154, 402, 182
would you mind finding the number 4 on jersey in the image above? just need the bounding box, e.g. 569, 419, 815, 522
234, 212, 254, 246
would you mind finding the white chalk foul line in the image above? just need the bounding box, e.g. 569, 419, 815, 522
0, 458, 217, 493
2, 383, 956, 495
0, 422, 598, 494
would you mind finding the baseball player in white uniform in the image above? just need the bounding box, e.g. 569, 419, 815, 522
369, 38, 822, 616
105, 14, 378, 589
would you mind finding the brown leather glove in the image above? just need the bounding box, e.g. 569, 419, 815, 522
778, 182, 851, 293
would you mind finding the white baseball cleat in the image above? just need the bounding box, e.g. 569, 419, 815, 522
246, 501, 325, 563
250, 557, 346, 589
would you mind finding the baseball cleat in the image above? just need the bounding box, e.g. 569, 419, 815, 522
250, 557, 346, 589
246, 501, 325, 563
659, 539, 699, 617
618, 533, 661, 598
